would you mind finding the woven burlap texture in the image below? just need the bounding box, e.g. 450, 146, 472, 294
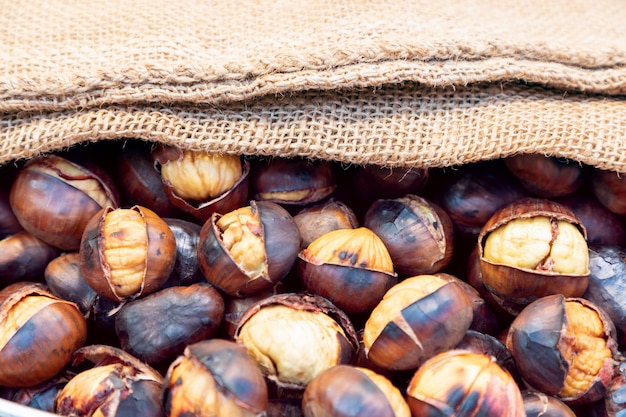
1, 0, 626, 170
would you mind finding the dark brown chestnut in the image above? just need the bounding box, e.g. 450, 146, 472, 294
406, 350, 525, 416
115, 282, 224, 365
293, 199, 359, 249
0, 282, 87, 387
362, 274, 473, 371
351, 165, 429, 201
522, 391, 577, 417
297, 227, 397, 315
44, 252, 98, 315
161, 217, 204, 288
1, 371, 73, 413
0, 231, 59, 286
79, 205, 177, 302
152, 146, 250, 222
301, 365, 410, 417
363, 194, 454, 276
591, 169, 626, 216
0, 188, 23, 239
197, 201, 300, 297
505, 154, 586, 198
479, 198, 590, 315
9, 154, 119, 250
163, 339, 268, 417
506, 294, 617, 405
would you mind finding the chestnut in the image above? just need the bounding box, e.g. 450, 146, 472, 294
152, 145, 250, 222
56, 344, 164, 417
301, 365, 410, 417
479, 198, 590, 315
163, 339, 268, 417
297, 227, 397, 314
197, 201, 300, 297
79, 205, 177, 302
9, 154, 119, 250
44, 252, 98, 316
505, 154, 585, 198
222, 286, 281, 339
0, 231, 59, 286
161, 217, 204, 288
293, 199, 359, 249
0, 282, 87, 387
591, 168, 626, 215
362, 274, 473, 371
522, 391, 577, 417
363, 194, 454, 276
406, 350, 525, 416
0, 188, 23, 239
1, 371, 72, 413
115, 282, 225, 365
351, 165, 429, 202
506, 294, 617, 405
234, 293, 358, 392
251, 157, 336, 206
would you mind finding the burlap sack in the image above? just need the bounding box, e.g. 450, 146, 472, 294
1, 0, 625, 171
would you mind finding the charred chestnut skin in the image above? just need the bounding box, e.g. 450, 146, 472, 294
0, 231, 59, 286
115, 282, 225, 365
163, 339, 268, 417
197, 201, 300, 297
0, 282, 87, 387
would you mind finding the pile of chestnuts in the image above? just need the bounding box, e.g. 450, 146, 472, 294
3, 140, 626, 417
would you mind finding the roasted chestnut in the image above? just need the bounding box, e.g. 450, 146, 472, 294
505, 154, 585, 198
234, 293, 358, 392
161, 217, 204, 288
152, 146, 250, 222
163, 339, 268, 417
363, 194, 454, 276
0, 188, 23, 239
222, 286, 281, 339
297, 227, 397, 315
79, 205, 177, 302
9, 154, 119, 250
506, 294, 617, 405
522, 391, 577, 417
406, 350, 525, 416
197, 201, 300, 297
293, 199, 359, 249
0, 231, 59, 286
115, 282, 224, 365
479, 198, 590, 315
591, 168, 626, 216
362, 274, 473, 371
0, 282, 87, 387
1, 371, 73, 413
56, 345, 164, 417
351, 165, 429, 202
44, 252, 98, 315
301, 365, 410, 417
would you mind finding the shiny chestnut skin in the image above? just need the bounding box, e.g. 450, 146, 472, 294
251, 157, 336, 206
0, 231, 59, 286
164, 339, 268, 417
115, 282, 225, 365
522, 391, 577, 417
352, 165, 429, 201
0, 188, 23, 239
235, 292, 358, 392
406, 350, 526, 417
9, 154, 119, 250
0, 282, 87, 387
44, 252, 98, 315
198, 201, 300, 297
364, 194, 454, 276
363, 274, 474, 371
302, 365, 410, 417
152, 145, 250, 222
478, 198, 590, 315
506, 295, 617, 405
297, 227, 397, 315
79, 205, 177, 302
293, 199, 359, 249
56, 345, 164, 417
161, 218, 204, 288
505, 154, 586, 198
591, 169, 626, 216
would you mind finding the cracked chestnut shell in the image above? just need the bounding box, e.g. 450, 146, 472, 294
235, 293, 358, 392
115, 282, 224, 365
506, 294, 617, 405
0, 231, 59, 286
152, 146, 250, 222
363, 274, 473, 371
406, 350, 525, 417
364, 194, 454, 276
55, 345, 164, 417
297, 227, 397, 315
0, 282, 87, 387
163, 339, 268, 417
79, 205, 177, 302
478, 198, 590, 315
9, 154, 119, 251
302, 365, 410, 417
198, 201, 300, 297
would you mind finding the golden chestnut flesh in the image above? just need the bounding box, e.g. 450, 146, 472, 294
302, 365, 410, 417
363, 274, 473, 371
79, 205, 177, 301
0, 282, 87, 387
163, 339, 268, 417
406, 350, 526, 417
506, 295, 616, 404
298, 227, 397, 314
